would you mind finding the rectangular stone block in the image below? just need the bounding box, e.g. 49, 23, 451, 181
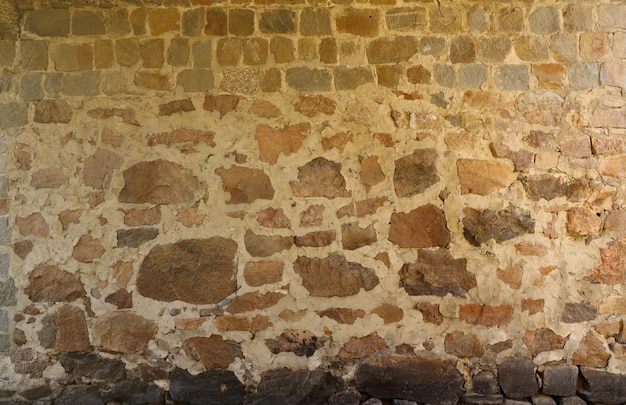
62, 71, 100, 97
0, 41, 15, 67
259, 9, 296, 34
72, 10, 105, 35
20, 73, 43, 101
598, 5, 626, 31
0, 102, 28, 129
386, 7, 426, 31
177, 69, 214, 92
193, 40, 211, 68
337, 9, 380, 37
139, 38, 164, 69
168, 38, 189, 66
24, 8, 70, 37
286, 67, 331, 91
229, 9, 254, 36
0, 250, 8, 279
21, 40, 48, 70
50, 43, 93, 72
300, 8, 331, 36
494, 64, 529, 90
182, 8, 205, 36
334, 66, 374, 90
94, 39, 114, 69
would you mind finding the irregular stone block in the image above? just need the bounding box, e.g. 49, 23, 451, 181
460, 304, 513, 327
285, 67, 331, 91
318, 308, 366, 325
457, 159, 516, 195
60, 353, 126, 382
25, 265, 84, 303
520, 174, 589, 202
295, 230, 336, 247
337, 8, 379, 37
170, 368, 244, 405
367, 37, 418, 64
579, 367, 626, 404
50, 43, 93, 72
116, 228, 158, 248
498, 358, 538, 398
227, 291, 285, 314
334, 66, 374, 90
138, 238, 237, 304
55, 305, 89, 352
244, 230, 293, 257
463, 207, 534, 246
522, 328, 568, 357
54, 386, 104, 405
244, 261, 283, 287
254, 368, 339, 405
390, 204, 450, 248
300, 8, 331, 36
291, 157, 350, 198
444, 331, 484, 358
355, 356, 464, 403
386, 7, 426, 31
573, 333, 610, 368
148, 8, 179, 36
393, 149, 439, 197
34, 99, 72, 123
542, 364, 578, 397
119, 160, 198, 204
341, 223, 376, 250
184, 335, 239, 370
92, 311, 156, 354
216, 166, 274, 204
259, 9, 295, 34
266, 330, 326, 357
340, 333, 387, 359
255, 123, 309, 164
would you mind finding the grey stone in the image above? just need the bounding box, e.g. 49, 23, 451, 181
45, 73, 62, 97
102, 378, 151, 404
38, 313, 58, 349
259, 9, 296, 34
177, 69, 214, 92
170, 368, 244, 405
168, 38, 189, 66
193, 40, 211, 68
0, 78, 16, 94
0, 102, 27, 129
468, 7, 488, 32
464, 394, 504, 404
498, 358, 538, 399
0, 311, 7, 333
334, 66, 374, 90
0, 41, 15, 66
182, 8, 204, 36
62, 71, 100, 96
0, 278, 15, 306
21, 40, 48, 71
495, 65, 529, 90
328, 389, 361, 405
60, 353, 126, 382
561, 302, 597, 323
19, 73, 43, 101
542, 364, 578, 397
386, 7, 427, 31
459, 64, 487, 88
363, 400, 383, 405
470, 373, 500, 395
529, 7, 560, 34
598, 5, 626, 31
117, 228, 158, 248
420, 36, 446, 56
477, 37, 511, 63
564, 6, 593, 32
55, 386, 104, 405
433, 64, 455, 87
520, 174, 589, 202
579, 367, 626, 404
569, 63, 599, 89
392, 400, 418, 405
532, 394, 556, 405
550, 35, 577, 63
0, 250, 8, 279
20, 385, 52, 401
286, 67, 331, 91
300, 8, 331, 36
0, 334, 9, 353
0, 177, 6, 198
25, 9, 70, 37
464, 208, 535, 246
253, 369, 339, 405
557, 397, 586, 405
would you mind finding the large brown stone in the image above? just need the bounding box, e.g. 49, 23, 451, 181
400, 249, 475, 297
227, 291, 285, 314
337, 9, 379, 37
244, 261, 283, 286
290, 158, 351, 198
83, 148, 123, 189
341, 222, 376, 250
393, 149, 439, 197
463, 207, 534, 246
56, 305, 90, 352
457, 159, 516, 195
337, 197, 388, 219
295, 230, 336, 247
355, 356, 464, 403
244, 230, 293, 257
137, 238, 238, 304
294, 95, 336, 118
444, 331, 484, 358
520, 174, 590, 202
92, 311, 157, 354
148, 128, 215, 147
389, 204, 450, 248
72, 235, 105, 263
119, 160, 198, 204
371, 303, 404, 324
30, 168, 68, 189
340, 333, 387, 359
265, 330, 326, 357
255, 123, 310, 164
573, 332, 610, 368
366, 37, 418, 64
293, 254, 379, 297
34, 99, 72, 123
184, 336, 239, 370
215, 166, 274, 204
318, 308, 366, 325
16, 213, 48, 237
522, 328, 568, 357
26, 265, 85, 302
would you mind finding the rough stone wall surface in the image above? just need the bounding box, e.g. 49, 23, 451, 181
1, 0, 626, 403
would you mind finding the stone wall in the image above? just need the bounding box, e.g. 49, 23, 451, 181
1, 0, 626, 403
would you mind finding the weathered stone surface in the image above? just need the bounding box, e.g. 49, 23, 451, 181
227, 291, 285, 314
520, 174, 589, 202
542, 364, 578, 397
355, 356, 464, 403
254, 369, 339, 405
573, 333, 610, 368
83, 148, 123, 190
216, 166, 274, 204
257, 208, 290, 228
170, 368, 244, 405
54, 386, 104, 405
367, 37, 418, 64
515, 36, 550, 61
0, 102, 27, 129
337, 9, 379, 37
294, 95, 335, 118
25, 9, 69, 37
295, 230, 336, 247
393, 149, 439, 197
579, 367, 626, 404
586, 238, 626, 284
460, 304, 514, 327
123, 206, 160, 227
340, 333, 387, 359
184, 335, 238, 370
92, 311, 156, 354
34, 99, 72, 124
26, 265, 84, 302
371, 303, 403, 324
341, 223, 376, 250
255, 123, 310, 164
119, 160, 198, 204
116, 228, 158, 248
55, 305, 90, 352
562, 302, 597, 323
16, 213, 48, 237
567, 208, 602, 236
266, 330, 326, 357
138, 238, 237, 304
60, 353, 126, 382
400, 249, 475, 297
30, 167, 68, 189
148, 128, 215, 147
498, 358, 538, 398
457, 159, 516, 195
105, 289, 132, 309
386, 7, 427, 31
294, 254, 379, 297
522, 328, 568, 357
244, 230, 293, 257
291, 157, 350, 198
463, 207, 534, 246
444, 331, 484, 358
244, 261, 283, 286
285, 67, 331, 91
318, 308, 366, 325
72, 235, 105, 263
389, 204, 450, 248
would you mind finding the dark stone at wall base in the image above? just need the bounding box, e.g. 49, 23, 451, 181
102, 378, 156, 405
59, 353, 126, 383
498, 358, 538, 399
541, 364, 578, 396
354, 355, 464, 403
579, 367, 626, 404
54, 386, 104, 405
169, 368, 244, 405
252, 368, 340, 405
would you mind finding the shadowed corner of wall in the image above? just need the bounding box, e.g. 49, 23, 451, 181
0, 0, 20, 40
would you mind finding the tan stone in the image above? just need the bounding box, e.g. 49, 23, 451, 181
336, 198, 388, 219
457, 159, 516, 195
83, 148, 123, 190
16, 213, 48, 237
184, 336, 238, 370
215, 316, 250, 332
580, 33, 609, 61
177, 207, 206, 227
318, 308, 366, 325
148, 8, 180, 36
566, 207, 601, 236
244, 230, 293, 257
572, 333, 610, 368
175, 318, 205, 330
112, 261, 133, 288
148, 128, 215, 147
105, 289, 132, 309
497, 264, 523, 289
215, 166, 274, 204
389, 204, 450, 248
294, 95, 336, 118
341, 223, 376, 250
72, 235, 105, 263
337, 9, 380, 37
257, 208, 291, 228
295, 230, 336, 247
290, 158, 351, 198
250, 100, 280, 118
371, 304, 403, 325
227, 291, 285, 314
514, 36, 550, 61
34, 99, 72, 123
321, 132, 352, 152
586, 238, 626, 285
255, 123, 310, 164
244, 261, 284, 286
300, 205, 324, 227
50, 43, 93, 72
25, 265, 85, 302
522, 299, 544, 315
56, 305, 90, 352
522, 328, 568, 357
124, 206, 161, 227
444, 331, 484, 358
599, 296, 626, 314
599, 154, 626, 177
119, 160, 198, 204
92, 311, 157, 354
134, 71, 170, 91
340, 333, 387, 359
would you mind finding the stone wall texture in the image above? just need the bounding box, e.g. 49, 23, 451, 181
1, 0, 626, 403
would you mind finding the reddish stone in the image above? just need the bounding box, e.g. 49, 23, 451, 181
83, 148, 123, 189
444, 331, 484, 358
177, 207, 206, 227
290, 158, 351, 198
318, 308, 366, 325
30, 168, 68, 189
244, 261, 283, 286
463, 207, 535, 246
203, 95, 241, 118
459, 304, 513, 327
255, 123, 310, 164
340, 333, 387, 359
119, 160, 198, 204
586, 237, 626, 285
321, 132, 352, 152
227, 291, 285, 314
87, 107, 139, 126
497, 264, 523, 289
336, 198, 388, 219
257, 207, 290, 228
59, 210, 82, 231
244, 230, 293, 257
295, 230, 336, 247
394, 150, 439, 197
567, 207, 602, 236
415, 303, 444, 325
175, 318, 205, 330
105, 289, 132, 309
16, 213, 48, 237
184, 335, 238, 370
13, 240, 33, 260
215, 166, 274, 204
389, 204, 450, 248
300, 205, 324, 227
515, 242, 548, 257
158, 99, 194, 116
523, 328, 568, 357
56, 305, 90, 352
371, 304, 403, 325
215, 316, 250, 332
93, 311, 157, 354
573, 333, 610, 368
26, 265, 85, 303
522, 299, 544, 315
72, 235, 105, 263
294, 95, 336, 117
400, 249, 475, 297
123, 206, 161, 227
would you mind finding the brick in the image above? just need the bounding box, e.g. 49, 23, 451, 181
148, 8, 180, 36
286, 67, 331, 91
24, 9, 69, 37
104, 8, 131, 37
50, 43, 93, 72
477, 37, 510, 63
564, 6, 593, 32
130, 7, 147, 35
115, 38, 140, 67
20, 73, 43, 101
495, 6, 524, 32
366, 36, 417, 64
600, 63, 626, 89
217, 38, 242, 66
229, 9, 254, 36
177, 69, 213, 92
21, 40, 51, 70
182, 8, 205, 36
0, 102, 27, 129
62, 71, 100, 97
337, 8, 379, 37
386, 7, 426, 31
433, 64, 455, 87
270, 36, 294, 63
580, 33, 609, 61
533, 64, 566, 90
319, 38, 337, 64
94, 39, 114, 69
168, 38, 189, 67
569, 63, 599, 89
300, 8, 331, 36
72, 10, 105, 35
134, 71, 171, 91
430, 7, 461, 33
205, 8, 227, 36
494, 65, 529, 91
334, 67, 374, 90
139, 39, 164, 69
259, 9, 295, 34
529, 7, 560, 34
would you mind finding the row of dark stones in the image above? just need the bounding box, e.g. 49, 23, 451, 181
3, 354, 626, 404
